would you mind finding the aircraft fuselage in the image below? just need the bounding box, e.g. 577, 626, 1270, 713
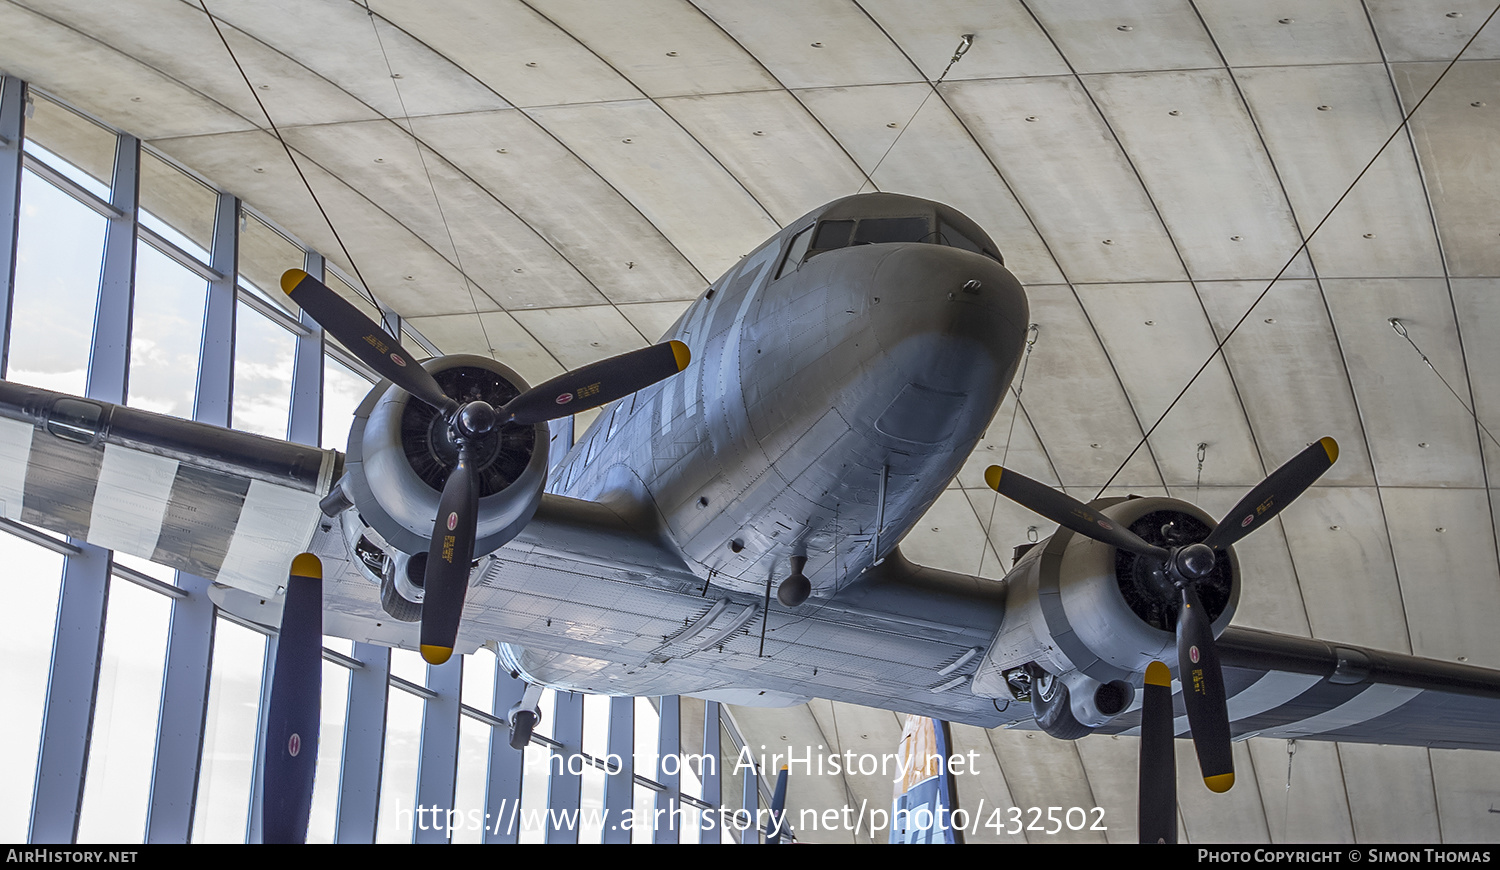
555, 193, 1029, 600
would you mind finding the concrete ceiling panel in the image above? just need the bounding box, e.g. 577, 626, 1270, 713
1085, 69, 1311, 282
530, 0, 779, 98
405, 311, 567, 387
1429, 748, 1500, 844
1236, 64, 1444, 279
1391, 61, 1500, 277
218, 0, 509, 118
618, 300, 693, 344
0, 3, 253, 141
1188, 486, 1311, 638
1279, 486, 1410, 652
1246, 737, 1356, 844
1322, 278, 1484, 488
1028, 0, 1221, 74
152, 129, 480, 317
984, 728, 1108, 843
281, 118, 602, 311
1194, 0, 1383, 66
372, 0, 640, 108
528, 99, 780, 279
947, 723, 1027, 842
660, 90, 867, 225
944, 76, 1186, 284
1366, 0, 1500, 63
1072, 733, 1148, 844
693, 0, 921, 90
1382, 487, 1500, 666
1075, 282, 1262, 486
407, 109, 707, 304
1017, 284, 1163, 489
859, 0, 1070, 82
19, 0, 381, 129
509, 304, 649, 370
1196, 280, 1376, 487
797, 83, 1065, 285
1339, 743, 1440, 842
963, 486, 1053, 582
1176, 741, 1269, 842
1452, 279, 1500, 488
898, 488, 993, 577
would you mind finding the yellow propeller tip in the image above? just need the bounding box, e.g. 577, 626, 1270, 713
669, 339, 691, 371
984, 466, 1003, 491
1319, 436, 1339, 464
1205, 772, 1235, 794
281, 268, 308, 296
421, 645, 453, 665
1144, 661, 1172, 687
289, 552, 322, 580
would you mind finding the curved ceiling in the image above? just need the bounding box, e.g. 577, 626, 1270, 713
3, 0, 1498, 844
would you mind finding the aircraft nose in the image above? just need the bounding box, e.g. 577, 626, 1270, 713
866, 244, 1029, 393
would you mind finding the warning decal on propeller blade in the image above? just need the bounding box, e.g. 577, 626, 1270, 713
447, 512, 458, 531
1098, 520, 1113, 530
390, 353, 406, 367
1241, 514, 1255, 527
289, 733, 301, 757
1190, 645, 1201, 664
555, 393, 573, 405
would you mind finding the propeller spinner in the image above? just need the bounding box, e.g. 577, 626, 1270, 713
282, 269, 690, 664
985, 437, 1338, 810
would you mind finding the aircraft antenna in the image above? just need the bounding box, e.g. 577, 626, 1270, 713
1093, 2, 1500, 500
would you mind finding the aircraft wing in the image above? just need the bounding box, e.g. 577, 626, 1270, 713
0, 379, 338, 595
1092, 625, 1500, 751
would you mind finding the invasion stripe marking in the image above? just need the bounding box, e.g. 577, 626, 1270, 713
86, 444, 178, 557
22, 426, 103, 539
1257, 684, 1422, 740
1118, 671, 1323, 737
216, 479, 322, 596
0, 415, 33, 520
152, 464, 250, 580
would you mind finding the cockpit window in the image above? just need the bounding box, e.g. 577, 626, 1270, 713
812, 220, 854, 250
777, 211, 1003, 278
853, 217, 931, 245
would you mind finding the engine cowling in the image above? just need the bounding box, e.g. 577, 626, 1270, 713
338, 354, 549, 568
971, 496, 1241, 729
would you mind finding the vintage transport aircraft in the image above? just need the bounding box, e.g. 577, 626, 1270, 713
3, 193, 1500, 842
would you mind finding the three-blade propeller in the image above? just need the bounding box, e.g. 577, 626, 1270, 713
985, 437, 1338, 836
282, 269, 690, 664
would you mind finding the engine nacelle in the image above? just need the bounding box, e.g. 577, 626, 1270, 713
971, 496, 1240, 722
338, 354, 549, 566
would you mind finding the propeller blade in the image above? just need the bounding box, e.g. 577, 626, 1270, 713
1176, 584, 1234, 793
263, 553, 322, 844
502, 340, 691, 426
984, 466, 1169, 561
766, 765, 789, 845
281, 269, 457, 416
1203, 437, 1338, 551
1138, 661, 1177, 844
420, 444, 479, 665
